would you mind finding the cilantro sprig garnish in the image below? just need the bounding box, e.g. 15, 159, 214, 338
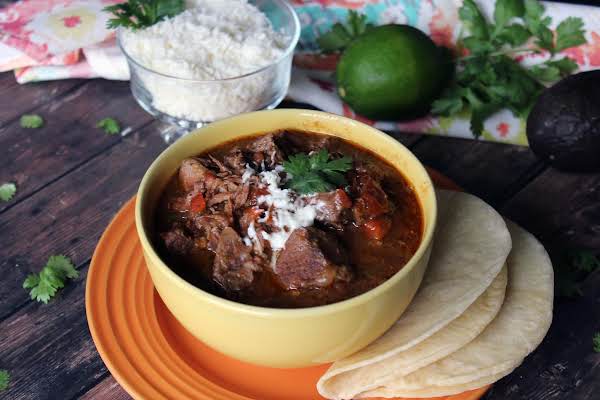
0, 183, 16, 202
104, 0, 185, 30
23, 255, 78, 304
283, 149, 352, 194
431, 0, 587, 137
594, 333, 600, 353
96, 117, 121, 135
19, 114, 43, 129
0, 370, 9, 392
317, 11, 374, 53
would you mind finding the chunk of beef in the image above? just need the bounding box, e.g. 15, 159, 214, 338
350, 170, 392, 226
161, 228, 194, 255
213, 227, 262, 291
246, 134, 283, 168
276, 132, 335, 156
179, 158, 216, 192
274, 227, 352, 290
308, 189, 352, 227
167, 194, 189, 213
223, 148, 246, 175
194, 214, 231, 251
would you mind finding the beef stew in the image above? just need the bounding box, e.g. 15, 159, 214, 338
154, 131, 423, 308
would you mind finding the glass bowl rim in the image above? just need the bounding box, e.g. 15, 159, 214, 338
117, 0, 301, 83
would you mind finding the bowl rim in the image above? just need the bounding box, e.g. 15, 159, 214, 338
135, 109, 437, 317
117, 0, 301, 83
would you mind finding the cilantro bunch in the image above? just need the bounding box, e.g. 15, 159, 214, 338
432, 0, 587, 136
104, 0, 185, 30
283, 149, 352, 194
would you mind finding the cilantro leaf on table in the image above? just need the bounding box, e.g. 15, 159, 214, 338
317, 11, 374, 53
0, 182, 16, 202
23, 255, 78, 304
431, 0, 587, 137
104, 0, 185, 30
594, 333, 600, 353
19, 114, 43, 129
283, 149, 352, 194
0, 370, 9, 392
96, 117, 121, 135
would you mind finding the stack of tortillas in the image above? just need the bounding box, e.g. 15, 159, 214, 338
317, 190, 554, 399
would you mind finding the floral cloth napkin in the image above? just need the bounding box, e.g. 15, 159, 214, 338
0, 0, 127, 81
1, 0, 600, 144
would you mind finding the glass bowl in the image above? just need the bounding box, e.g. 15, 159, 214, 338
118, 0, 300, 143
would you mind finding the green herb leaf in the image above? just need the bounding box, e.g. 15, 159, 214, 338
459, 0, 489, 39
316, 25, 352, 53
96, 117, 121, 135
554, 249, 599, 298
494, 0, 525, 30
19, 114, 44, 129
546, 57, 578, 76
497, 23, 531, 46
594, 333, 600, 353
283, 150, 352, 194
0, 370, 9, 392
431, 88, 465, 116
572, 250, 600, 273
555, 17, 586, 52
316, 11, 373, 53
529, 65, 561, 83
104, 0, 184, 30
523, 0, 554, 52
0, 182, 16, 202
462, 36, 495, 53
23, 255, 78, 304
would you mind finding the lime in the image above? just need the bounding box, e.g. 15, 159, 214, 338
336, 25, 451, 120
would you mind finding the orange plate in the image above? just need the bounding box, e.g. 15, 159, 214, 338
86, 170, 489, 400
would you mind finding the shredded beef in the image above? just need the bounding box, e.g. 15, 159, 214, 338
194, 214, 231, 251
246, 134, 283, 168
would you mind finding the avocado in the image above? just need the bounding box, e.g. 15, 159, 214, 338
526, 70, 600, 172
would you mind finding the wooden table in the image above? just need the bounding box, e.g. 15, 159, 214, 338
0, 71, 599, 400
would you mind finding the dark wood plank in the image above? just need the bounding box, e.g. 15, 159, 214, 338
501, 168, 600, 249
0, 266, 109, 400
0, 80, 153, 213
0, 72, 85, 127
79, 376, 131, 400
410, 136, 544, 206
0, 122, 165, 321
485, 269, 600, 400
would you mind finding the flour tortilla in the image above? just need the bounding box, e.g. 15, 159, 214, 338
360, 367, 516, 398
317, 190, 511, 399
319, 265, 507, 400
358, 221, 554, 398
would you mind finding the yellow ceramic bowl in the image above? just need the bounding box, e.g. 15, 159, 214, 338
135, 109, 437, 368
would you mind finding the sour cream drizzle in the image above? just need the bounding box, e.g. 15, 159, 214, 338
242, 165, 323, 251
